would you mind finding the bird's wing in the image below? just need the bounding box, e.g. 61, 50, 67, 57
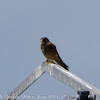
47, 42, 59, 56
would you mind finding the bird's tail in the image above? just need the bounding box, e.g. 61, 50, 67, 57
55, 55, 69, 71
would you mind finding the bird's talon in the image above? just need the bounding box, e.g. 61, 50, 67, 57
43, 60, 48, 63
48, 61, 55, 64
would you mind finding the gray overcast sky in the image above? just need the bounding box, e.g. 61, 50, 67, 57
0, 0, 100, 100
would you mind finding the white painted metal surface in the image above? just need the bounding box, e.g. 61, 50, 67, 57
5, 62, 100, 100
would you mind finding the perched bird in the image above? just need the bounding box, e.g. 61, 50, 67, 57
40, 37, 69, 71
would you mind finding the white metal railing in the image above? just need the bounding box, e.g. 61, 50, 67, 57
5, 62, 100, 100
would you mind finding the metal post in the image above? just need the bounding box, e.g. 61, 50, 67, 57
76, 91, 90, 100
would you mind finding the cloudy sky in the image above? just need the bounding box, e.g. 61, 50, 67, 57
0, 0, 100, 100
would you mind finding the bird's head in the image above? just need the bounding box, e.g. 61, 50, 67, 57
40, 37, 49, 44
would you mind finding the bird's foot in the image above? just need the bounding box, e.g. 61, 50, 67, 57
43, 59, 55, 64
43, 59, 48, 62
48, 60, 55, 64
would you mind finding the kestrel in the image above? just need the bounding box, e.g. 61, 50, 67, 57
40, 37, 69, 71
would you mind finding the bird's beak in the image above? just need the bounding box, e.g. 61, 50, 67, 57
41, 38, 43, 42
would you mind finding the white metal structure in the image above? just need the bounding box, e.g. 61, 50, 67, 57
5, 62, 100, 100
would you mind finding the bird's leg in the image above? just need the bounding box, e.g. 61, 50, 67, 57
43, 59, 49, 62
